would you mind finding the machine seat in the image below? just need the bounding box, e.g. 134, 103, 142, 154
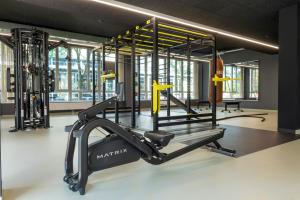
144, 131, 175, 147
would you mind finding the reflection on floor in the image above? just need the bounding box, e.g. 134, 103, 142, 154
0, 109, 300, 200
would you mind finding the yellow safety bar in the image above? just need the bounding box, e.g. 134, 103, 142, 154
135, 33, 184, 44
123, 37, 173, 47
139, 27, 195, 41
152, 81, 173, 113
158, 24, 208, 37
212, 74, 241, 86
101, 73, 116, 81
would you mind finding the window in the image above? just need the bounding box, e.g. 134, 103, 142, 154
0, 42, 14, 103
93, 51, 101, 101
146, 56, 152, 99
222, 60, 260, 100
249, 67, 259, 99
58, 47, 68, 90
106, 53, 115, 62
49, 48, 57, 102
174, 60, 183, 99
105, 79, 115, 98
140, 57, 146, 100
223, 65, 243, 99
182, 61, 194, 99
138, 56, 196, 100
50, 47, 69, 102
158, 58, 166, 84
49, 46, 93, 102
71, 47, 90, 101
170, 59, 176, 86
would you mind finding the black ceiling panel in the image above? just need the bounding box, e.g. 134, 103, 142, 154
0, 0, 298, 53
0, 0, 147, 37
118, 0, 299, 43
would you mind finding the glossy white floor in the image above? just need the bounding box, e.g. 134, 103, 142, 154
1, 110, 300, 200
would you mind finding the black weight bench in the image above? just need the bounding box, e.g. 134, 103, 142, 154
221, 101, 243, 113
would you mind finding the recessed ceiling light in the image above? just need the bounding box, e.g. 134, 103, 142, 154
90, 0, 279, 50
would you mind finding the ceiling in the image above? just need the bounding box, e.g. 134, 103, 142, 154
0, 0, 148, 40
0, 0, 298, 53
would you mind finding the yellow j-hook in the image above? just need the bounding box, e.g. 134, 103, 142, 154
152, 81, 173, 113
212, 74, 240, 86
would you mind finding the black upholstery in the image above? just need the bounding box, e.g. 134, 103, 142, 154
144, 131, 175, 147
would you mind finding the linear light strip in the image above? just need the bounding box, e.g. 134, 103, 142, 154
91, 0, 279, 50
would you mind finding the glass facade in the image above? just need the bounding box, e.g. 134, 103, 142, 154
0, 42, 14, 103
223, 65, 243, 99
138, 56, 196, 100
0, 40, 200, 104
223, 61, 260, 100
48, 46, 107, 102
249, 68, 259, 98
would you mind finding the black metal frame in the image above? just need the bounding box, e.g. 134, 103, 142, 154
131, 35, 136, 128
63, 97, 234, 195
91, 41, 142, 127
61, 16, 236, 197
115, 40, 120, 123
104, 17, 217, 131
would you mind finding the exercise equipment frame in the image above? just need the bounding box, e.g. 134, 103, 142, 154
63, 97, 235, 195
92, 17, 218, 131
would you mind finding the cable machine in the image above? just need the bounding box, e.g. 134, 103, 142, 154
5, 28, 54, 131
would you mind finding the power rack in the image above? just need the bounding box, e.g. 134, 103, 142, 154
92, 17, 218, 132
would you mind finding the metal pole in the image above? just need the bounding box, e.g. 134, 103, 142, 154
212, 37, 217, 127
13, 29, 20, 130
187, 36, 191, 116
152, 17, 159, 131
137, 55, 141, 115
131, 35, 136, 128
97, 51, 101, 102
151, 53, 154, 117
115, 40, 119, 123
18, 30, 24, 130
102, 45, 106, 118
166, 48, 171, 117
44, 32, 50, 128
92, 50, 96, 105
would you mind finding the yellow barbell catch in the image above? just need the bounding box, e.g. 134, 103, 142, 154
152, 81, 173, 114
212, 74, 241, 86
101, 73, 116, 82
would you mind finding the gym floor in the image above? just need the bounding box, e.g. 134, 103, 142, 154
1, 109, 300, 200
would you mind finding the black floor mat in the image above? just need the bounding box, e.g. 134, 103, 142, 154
110, 113, 300, 157
214, 125, 300, 157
